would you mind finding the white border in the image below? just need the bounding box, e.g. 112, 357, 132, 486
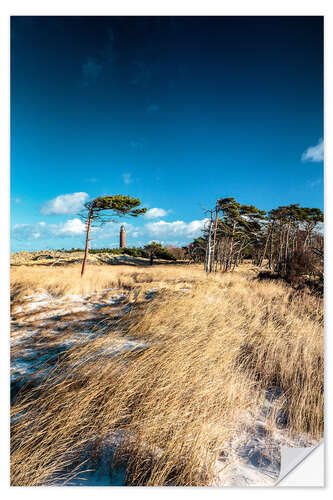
1, 1, 331, 498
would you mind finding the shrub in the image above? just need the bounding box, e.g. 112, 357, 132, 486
165, 246, 186, 260
142, 242, 176, 261
285, 249, 322, 286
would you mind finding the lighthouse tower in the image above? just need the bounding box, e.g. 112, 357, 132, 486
120, 225, 126, 248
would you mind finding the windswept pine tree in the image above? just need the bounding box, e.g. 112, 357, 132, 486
263, 204, 323, 276
204, 197, 266, 272
80, 195, 147, 276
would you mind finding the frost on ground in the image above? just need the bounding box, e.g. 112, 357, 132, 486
11, 287, 318, 487
214, 390, 317, 486
10, 289, 133, 391
61, 393, 317, 487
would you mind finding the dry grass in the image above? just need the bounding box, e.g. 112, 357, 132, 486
10, 263, 324, 486
10, 250, 174, 268
11, 263, 205, 302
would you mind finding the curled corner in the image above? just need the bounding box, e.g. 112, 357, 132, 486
276, 442, 323, 485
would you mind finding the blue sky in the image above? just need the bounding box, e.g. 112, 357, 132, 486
11, 16, 323, 252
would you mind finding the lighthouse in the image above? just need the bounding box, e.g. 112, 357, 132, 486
120, 225, 126, 248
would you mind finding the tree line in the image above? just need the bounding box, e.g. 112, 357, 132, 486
77, 194, 323, 286
185, 197, 323, 286
62, 244, 176, 261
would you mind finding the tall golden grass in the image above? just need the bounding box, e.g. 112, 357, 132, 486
10, 264, 323, 486
11, 263, 206, 302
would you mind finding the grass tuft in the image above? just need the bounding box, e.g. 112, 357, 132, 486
11, 264, 323, 486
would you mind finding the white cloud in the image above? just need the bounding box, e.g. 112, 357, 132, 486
12, 219, 86, 241
58, 218, 86, 235
144, 219, 209, 238
302, 138, 324, 162
41, 192, 89, 215
144, 208, 169, 219
94, 222, 144, 240
12, 216, 208, 247
122, 173, 132, 185
12, 222, 49, 241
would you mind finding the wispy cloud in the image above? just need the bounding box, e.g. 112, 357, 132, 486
144, 208, 170, 219
86, 177, 97, 183
131, 60, 153, 87
41, 192, 89, 215
302, 138, 324, 163
81, 27, 117, 86
12, 218, 86, 241
309, 178, 322, 188
82, 58, 103, 85
146, 103, 159, 114
130, 138, 146, 151
122, 173, 132, 185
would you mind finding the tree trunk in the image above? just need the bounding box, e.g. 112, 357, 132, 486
226, 222, 236, 271
283, 223, 291, 275
211, 205, 219, 273
269, 223, 274, 269
81, 209, 93, 277
277, 226, 284, 272
259, 229, 270, 267
205, 219, 213, 273
303, 225, 313, 250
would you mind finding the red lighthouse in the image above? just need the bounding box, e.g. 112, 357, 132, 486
120, 225, 126, 248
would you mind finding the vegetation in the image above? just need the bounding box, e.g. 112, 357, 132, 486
10, 194, 324, 486
184, 198, 323, 291
10, 263, 323, 486
183, 236, 207, 263
63, 245, 177, 260
165, 246, 187, 260
142, 242, 176, 264
63, 247, 145, 256
80, 195, 147, 277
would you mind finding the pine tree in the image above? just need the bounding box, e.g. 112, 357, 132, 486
80, 195, 147, 276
